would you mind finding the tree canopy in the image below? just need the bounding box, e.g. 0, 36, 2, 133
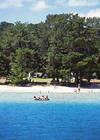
0, 14, 100, 85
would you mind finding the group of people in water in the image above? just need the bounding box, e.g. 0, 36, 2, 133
34, 95, 49, 101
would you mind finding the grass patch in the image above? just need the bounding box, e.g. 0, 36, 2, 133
31, 78, 52, 83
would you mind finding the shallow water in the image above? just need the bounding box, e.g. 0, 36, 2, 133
0, 102, 100, 140
0, 91, 100, 103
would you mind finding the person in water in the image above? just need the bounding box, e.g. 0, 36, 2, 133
34, 96, 36, 99
34, 96, 41, 100
45, 96, 49, 100
34, 95, 49, 100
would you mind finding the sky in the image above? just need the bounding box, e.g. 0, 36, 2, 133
0, 0, 100, 23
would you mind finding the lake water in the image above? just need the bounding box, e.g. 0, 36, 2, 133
0, 101, 100, 140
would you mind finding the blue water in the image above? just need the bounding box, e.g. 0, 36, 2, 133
0, 102, 100, 140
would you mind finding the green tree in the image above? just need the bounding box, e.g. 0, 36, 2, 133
10, 48, 38, 85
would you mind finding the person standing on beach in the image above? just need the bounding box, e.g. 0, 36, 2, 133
78, 83, 80, 92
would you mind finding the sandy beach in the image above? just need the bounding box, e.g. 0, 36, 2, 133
0, 85, 100, 103
0, 85, 100, 93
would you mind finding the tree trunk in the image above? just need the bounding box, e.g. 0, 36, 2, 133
56, 76, 59, 83
75, 72, 78, 84
88, 71, 91, 83
53, 76, 55, 81
68, 72, 71, 83
88, 76, 91, 83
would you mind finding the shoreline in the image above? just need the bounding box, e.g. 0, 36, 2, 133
0, 85, 100, 103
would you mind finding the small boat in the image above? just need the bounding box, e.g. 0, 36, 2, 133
34, 96, 50, 101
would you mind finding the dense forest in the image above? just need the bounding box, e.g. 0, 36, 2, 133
0, 13, 100, 85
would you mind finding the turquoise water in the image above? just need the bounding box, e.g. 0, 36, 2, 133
0, 102, 100, 140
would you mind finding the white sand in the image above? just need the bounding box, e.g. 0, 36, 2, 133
0, 85, 100, 103
0, 85, 100, 93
